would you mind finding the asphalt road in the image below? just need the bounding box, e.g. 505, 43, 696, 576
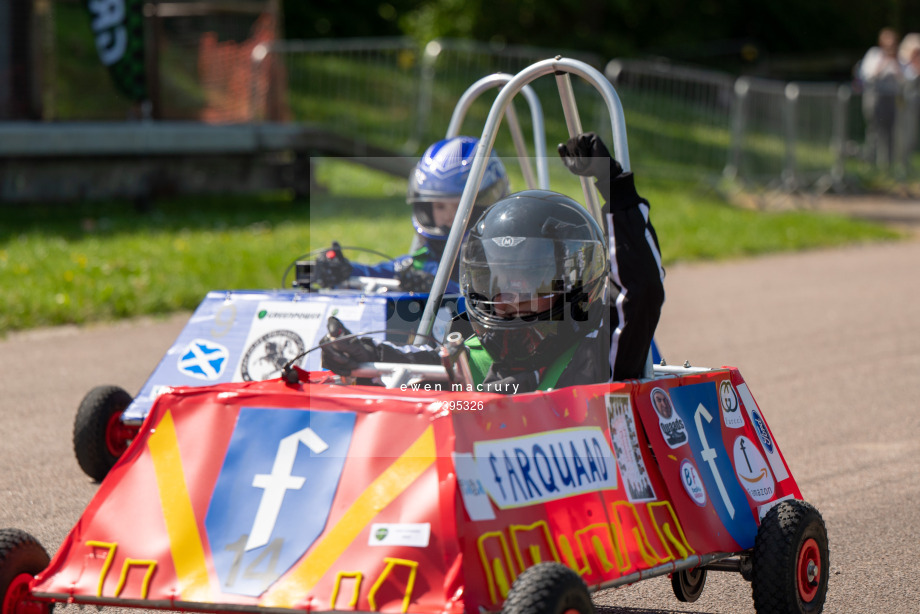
2, 238, 919, 614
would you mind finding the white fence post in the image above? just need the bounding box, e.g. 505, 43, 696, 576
783, 83, 800, 192
725, 77, 749, 182
832, 84, 851, 191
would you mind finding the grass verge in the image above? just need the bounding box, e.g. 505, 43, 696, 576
0, 161, 901, 334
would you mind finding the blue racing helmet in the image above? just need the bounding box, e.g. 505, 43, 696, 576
407, 136, 510, 243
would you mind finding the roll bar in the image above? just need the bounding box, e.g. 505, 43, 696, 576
417, 56, 630, 341
446, 74, 550, 191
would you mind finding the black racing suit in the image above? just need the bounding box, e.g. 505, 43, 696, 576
472, 167, 664, 391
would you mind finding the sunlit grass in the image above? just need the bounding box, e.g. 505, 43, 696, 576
1, 158, 899, 334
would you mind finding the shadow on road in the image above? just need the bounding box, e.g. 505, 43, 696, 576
597, 606, 716, 614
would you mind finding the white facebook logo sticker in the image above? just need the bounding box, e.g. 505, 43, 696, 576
205, 408, 355, 596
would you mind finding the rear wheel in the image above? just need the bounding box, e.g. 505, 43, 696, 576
671, 567, 707, 602
0, 529, 52, 614
501, 562, 594, 614
752, 499, 829, 614
73, 385, 137, 482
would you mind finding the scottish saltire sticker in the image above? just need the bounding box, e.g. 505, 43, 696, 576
177, 339, 229, 380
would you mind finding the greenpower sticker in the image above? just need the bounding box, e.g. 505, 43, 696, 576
368, 523, 430, 547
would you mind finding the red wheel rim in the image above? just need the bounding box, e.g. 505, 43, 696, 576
3, 573, 44, 614
796, 537, 821, 602
105, 411, 137, 458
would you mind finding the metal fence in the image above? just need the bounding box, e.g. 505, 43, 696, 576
253, 40, 865, 191
253, 38, 604, 158
725, 78, 851, 192
604, 59, 736, 182
30, 11, 876, 191
606, 59, 860, 191
251, 38, 424, 151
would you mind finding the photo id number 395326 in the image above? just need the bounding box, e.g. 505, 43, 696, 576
437, 400, 484, 411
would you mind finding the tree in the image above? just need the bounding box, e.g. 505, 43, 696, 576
282, 0, 920, 79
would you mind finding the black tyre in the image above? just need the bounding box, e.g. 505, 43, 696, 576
501, 562, 594, 614
752, 500, 829, 614
0, 528, 52, 614
671, 567, 707, 602
73, 385, 135, 482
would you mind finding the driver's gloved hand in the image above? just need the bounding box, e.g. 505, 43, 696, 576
558, 132, 637, 210
557, 132, 623, 180
320, 317, 379, 375
393, 257, 435, 293
481, 365, 541, 395
314, 241, 353, 288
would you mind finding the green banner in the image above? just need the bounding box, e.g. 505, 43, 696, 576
85, 0, 147, 102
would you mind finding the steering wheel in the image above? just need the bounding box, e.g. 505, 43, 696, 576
281, 245, 399, 292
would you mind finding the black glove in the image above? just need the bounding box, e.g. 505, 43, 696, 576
313, 241, 353, 288
394, 257, 435, 293
559, 133, 641, 212
557, 132, 623, 181
481, 364, 540, 394
319, 317, 378, 375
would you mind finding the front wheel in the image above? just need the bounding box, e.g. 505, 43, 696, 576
0, 529, 52, 614
501, 562, 594, 614
73, 385, 137, 482
752, 499, 829, 614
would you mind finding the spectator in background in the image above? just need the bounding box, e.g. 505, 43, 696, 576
856, 28, 903, 170
898, 33, 920, 179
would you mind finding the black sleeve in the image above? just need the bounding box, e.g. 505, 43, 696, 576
596, 168, 641, 214
607, 203, 664, 381
375, 341, 442, 365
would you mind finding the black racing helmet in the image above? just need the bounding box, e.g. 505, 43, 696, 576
460, 190, 609, 368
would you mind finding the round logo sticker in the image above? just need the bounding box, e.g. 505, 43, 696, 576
719, 380, 745, 429
680, 459, 707, 506
732, 436, 775, 502
240, 330, 305, 381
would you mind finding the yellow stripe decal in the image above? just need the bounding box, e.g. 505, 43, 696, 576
260, 425, 436, 608
147, 410, 212, 601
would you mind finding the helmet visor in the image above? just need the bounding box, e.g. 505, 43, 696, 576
461, 236, 607, 318
411, 197, 460, 237
410, 179, 508, 238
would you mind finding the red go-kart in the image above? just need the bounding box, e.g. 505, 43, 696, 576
0, 58, 828, 614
